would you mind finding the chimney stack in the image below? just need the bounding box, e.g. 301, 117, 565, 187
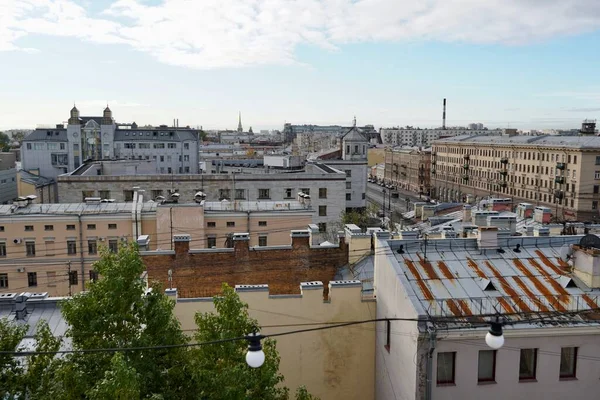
15, 293, 30, 320
442, 98, 447, 130
173, 234, 191, 256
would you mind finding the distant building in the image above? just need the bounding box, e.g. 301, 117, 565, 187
284, 122, 379, 144
380, 127, 501, 147
21, 106, 200, 179
0, 152, 17, 204
384, 147, 432, 195
16, 170, 57, 203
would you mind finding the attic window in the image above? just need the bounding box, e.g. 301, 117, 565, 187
565, 279, 577, 288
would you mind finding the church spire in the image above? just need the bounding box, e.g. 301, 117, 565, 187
237, 111, 243, 132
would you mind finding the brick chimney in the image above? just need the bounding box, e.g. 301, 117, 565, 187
233, 233, 250, 258
291, 230, 310, 249
477, 226, 498, 250
173, 234, 190, 257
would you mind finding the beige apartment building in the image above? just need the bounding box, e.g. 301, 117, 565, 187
383, 147, 431, 195
0, 196, 312, 296
432, 133, 600, 221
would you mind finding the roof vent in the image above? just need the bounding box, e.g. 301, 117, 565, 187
396, 245, 405, 254
513, 243, 521, 253
478, 278, 497, 291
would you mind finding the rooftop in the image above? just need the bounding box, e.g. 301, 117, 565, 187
435, 134, 600, 149
113, 129, 198, 142
0, 202, 156, 216
199, 200, 312, 212
23, 128, 67, 142
385, 235, 600, 324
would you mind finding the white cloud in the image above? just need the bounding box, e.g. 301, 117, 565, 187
2, 0, 600, 68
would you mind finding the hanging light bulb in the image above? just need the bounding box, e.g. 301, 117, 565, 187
245, 332, 265, 368
485, 316, 504, 350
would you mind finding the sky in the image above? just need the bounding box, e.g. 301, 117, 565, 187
1, 0, 600, 131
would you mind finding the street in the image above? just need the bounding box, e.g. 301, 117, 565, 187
366, 182, 424, 218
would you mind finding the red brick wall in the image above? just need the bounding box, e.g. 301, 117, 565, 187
143, 235, 348, 298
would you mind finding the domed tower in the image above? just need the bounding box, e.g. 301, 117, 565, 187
342, 116, 367, 161
101, 105, 113, 125
68, 105, 80, 125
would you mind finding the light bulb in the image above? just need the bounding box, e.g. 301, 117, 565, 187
485, 331, 504, 350
246, 349, 265, 368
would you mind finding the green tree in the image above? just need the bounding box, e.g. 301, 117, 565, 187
54, 243, 194, 399
0, 131, 10, 152
192, 283, 289, 400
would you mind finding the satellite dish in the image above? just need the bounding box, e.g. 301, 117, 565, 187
559, 244, 573, 262
579, 234, 600, 250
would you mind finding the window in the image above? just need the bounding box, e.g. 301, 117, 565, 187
44, 225, 54, 231
227, 222, 235, 227
168, 143, 177, 149
436, 352, 455, 385
167, 167, 172, 174
318, 222, 327, 232
184, 166, 190, 173
26, 242, 36, 256
285, 188, 293, 198
207, 222, 216, 228
258, 236, 267, 247
66, 224, 76, 231
67, 270, 78, 285
87, 224, 96, 230
28, 272, 37, 287
346, 193, 352, 201
88, 240, 97, 255
319, 206, 327, 216
0, 242, 6, 257
478, 350, 496, 382
219, 189, 230, 200
0, 273, 7, 288
362, 193, 366, 200
123, 190, 134, 202
26, 143, 32, 150
258, 221, 267, 227
154, 143, 165, 149
45, 240, 55, 256
560, 347, 578, 378
345, 170, 352, 177
207, 236, 217, 248
139, 143, 151, 149
99, 190, 111, 199
108, 223, 117, 230
34, 143, 44, 150
89, 270, 99, 282
595, 185, 600, 194
346, 182, 352, 189
151, 190, 164, 199
235, 189, 246, 200
108, 239, 118, 253
300, 188, 310, 195
258, 189, 270, 199
595, 156, 600, 165
184, 143, 190, 150
319, 188, 327, 199
519, 349, 537, 381
67, 240, 77, 255
595, 171, 600, 180
593, 201, 598, 210
183, 155, 190, 162
160, 156, 164, 162
47, 271, 56, 287
0, 226, 3, 232
25, 225, 34, 231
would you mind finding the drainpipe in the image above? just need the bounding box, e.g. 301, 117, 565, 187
77, 212, 86, 292
425, 329, 437, 400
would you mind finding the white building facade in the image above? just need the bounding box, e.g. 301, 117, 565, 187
380, 127, 501, 147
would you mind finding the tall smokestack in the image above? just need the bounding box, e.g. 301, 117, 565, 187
442, 98, 446, 130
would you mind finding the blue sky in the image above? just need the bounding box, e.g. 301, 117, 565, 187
1, 0, 599, 131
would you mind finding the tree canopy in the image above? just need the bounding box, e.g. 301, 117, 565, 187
0, 243, 318, 399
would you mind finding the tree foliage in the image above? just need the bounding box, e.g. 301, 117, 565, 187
0, 131, 10, 152
0, 243, 319, 399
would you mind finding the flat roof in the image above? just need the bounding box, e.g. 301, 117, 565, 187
434, 134, 600, 149
0, 202, 156, 216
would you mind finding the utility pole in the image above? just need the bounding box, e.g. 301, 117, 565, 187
67, 261, 72, 297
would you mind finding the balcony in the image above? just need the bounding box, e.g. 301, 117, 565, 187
463, 154, 470, 160
462, 174, 469, 181
431, 169, 436, 175
401, 164, 407, 168
499, 170, 508, 177
499, 181, 507, 188
500, 157, 509, 164
556, 162, 566, 170
463, 164, 469, 170
432, 160, 437, 165
555, 176, 565, 184
554, 190, 564, 199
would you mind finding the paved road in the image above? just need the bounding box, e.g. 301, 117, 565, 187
366, 182, 424, 218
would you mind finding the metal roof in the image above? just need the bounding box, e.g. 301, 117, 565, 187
23, 129, 67, 142
435, 134, 600, 149
0, 202, 156, 216
388, 235, 600, 322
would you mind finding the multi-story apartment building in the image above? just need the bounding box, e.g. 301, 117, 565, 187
0, 195, 312, 296
21, 106, 200, 179
380, 127, 502, 147
383, 147, 431, 195
431, 127, 600, 221
57, 162, 345, 232
284, 122, 379, 144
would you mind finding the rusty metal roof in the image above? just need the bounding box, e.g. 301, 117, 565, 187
388, 235, 600, 321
